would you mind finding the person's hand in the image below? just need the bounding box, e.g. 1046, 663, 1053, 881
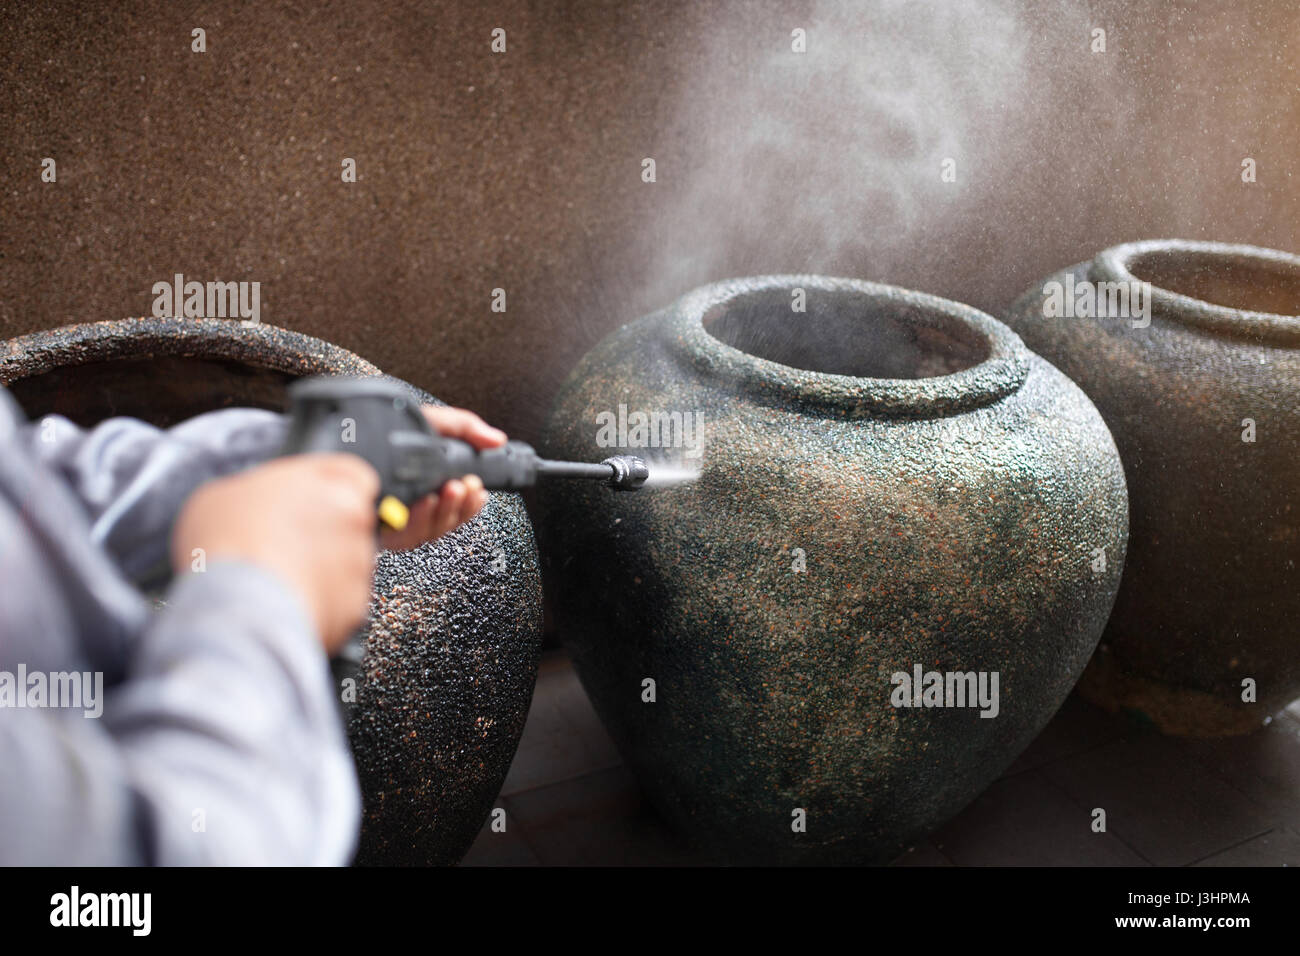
171, 453, 381, 655
378, 406, 507, 551
169, 406, 508, 653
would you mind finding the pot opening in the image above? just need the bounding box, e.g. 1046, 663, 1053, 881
701, 287, 990, 379
7, 357, 295, 428
1126, 249, 1300, 317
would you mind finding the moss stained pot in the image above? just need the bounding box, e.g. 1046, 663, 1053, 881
0, 317, 543, 864
1004, 240, 1300, 736
537, 276, 1129, 865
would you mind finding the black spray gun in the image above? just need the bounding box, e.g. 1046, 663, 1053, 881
281, 376, 648, 679
282, 376, 648, 532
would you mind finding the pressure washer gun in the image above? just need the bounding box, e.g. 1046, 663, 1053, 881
281, 376, 648, 676
282, 376, 648, 530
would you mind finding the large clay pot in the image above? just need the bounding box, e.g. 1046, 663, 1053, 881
1004, 240, 1300, 736
0, 317, 543, 864
537, 276, 1128, 864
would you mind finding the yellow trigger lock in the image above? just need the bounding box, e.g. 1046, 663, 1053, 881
378, 495, 410, 532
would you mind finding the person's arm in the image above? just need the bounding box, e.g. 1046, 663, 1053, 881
0, 392, 503, 865
0, 560, 358, 865
17, 408, 287, 584
105, 559, 361, 864
19, 402, 507, 582
0, 403, 364, 863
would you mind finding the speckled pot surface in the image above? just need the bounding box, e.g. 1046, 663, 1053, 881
0, 317, 543, 865
537, 276, 1128, 865
1004, 240, 1300, 736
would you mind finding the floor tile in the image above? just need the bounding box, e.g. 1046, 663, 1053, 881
1192, 827, 1300, 867
932, 770, 1148, 866
1000, 692, 1137, 778
1040, 732, 1274, 866
459, 809, 543, 867
503, 765, 710, 866
890, 840, 953, 866
499, 650, 622, 796
1178, 715, 1300, 826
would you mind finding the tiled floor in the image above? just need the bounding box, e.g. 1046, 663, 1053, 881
461, 651, 1300, 866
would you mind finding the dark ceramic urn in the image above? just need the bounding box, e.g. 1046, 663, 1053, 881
0, 317, 543, 864
1004, 240, 1300, 736
537, 276, 1128, 864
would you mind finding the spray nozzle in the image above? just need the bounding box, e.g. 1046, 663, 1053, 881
602, 455, 650, 491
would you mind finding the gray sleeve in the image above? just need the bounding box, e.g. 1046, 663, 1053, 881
0, 561, 361, 866
0, 394, 359, 865
17, 409, 288, 583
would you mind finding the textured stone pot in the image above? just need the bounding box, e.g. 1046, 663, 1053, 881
0, 317, 543, 864
1004, 240, 1300, 736
537, 276, 1128, 864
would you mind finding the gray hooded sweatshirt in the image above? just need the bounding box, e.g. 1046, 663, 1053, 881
0, 388, 359, 865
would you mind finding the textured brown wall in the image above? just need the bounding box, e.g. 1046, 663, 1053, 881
3, 0, 1297, 443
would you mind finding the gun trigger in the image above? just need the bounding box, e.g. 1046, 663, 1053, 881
378, 495, 410, 532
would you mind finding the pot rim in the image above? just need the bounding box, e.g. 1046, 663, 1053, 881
666, 275, 1030, 418
0, 316, 382, 384
1089, 239, 1300, 346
